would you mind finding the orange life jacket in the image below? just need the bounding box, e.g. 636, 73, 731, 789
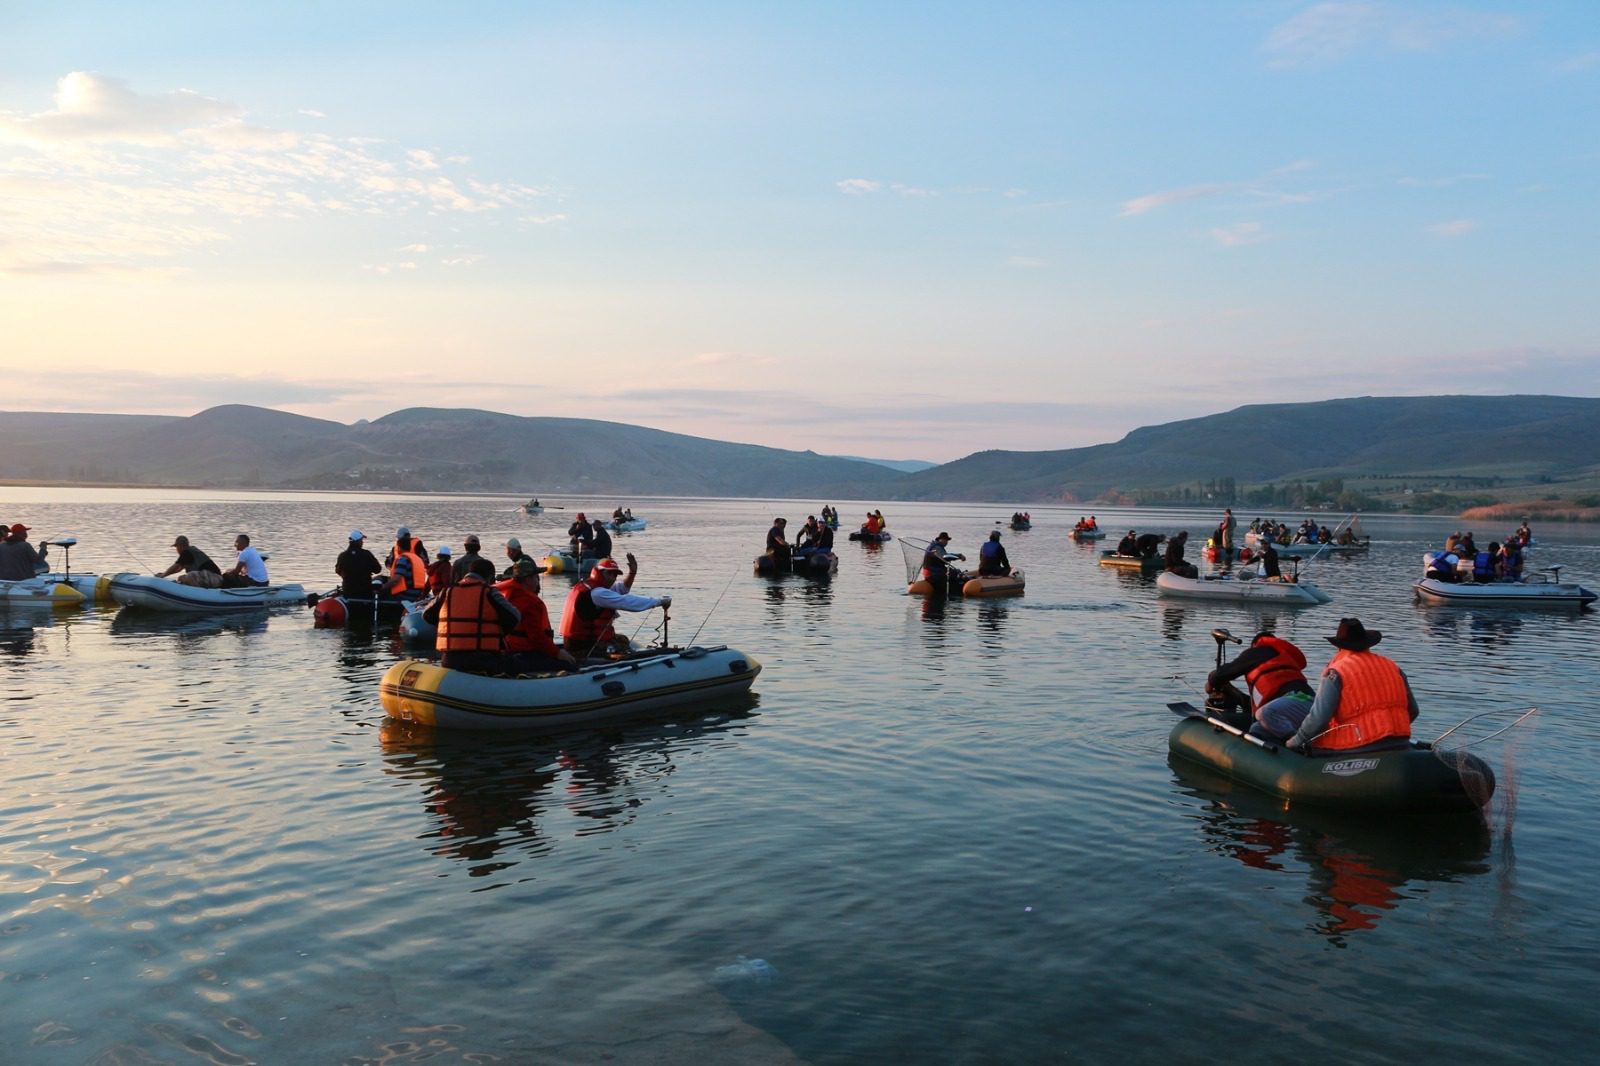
435, 575, 504, 653
388, 543, 427, 594
560, 578, 616, 643
1317, 650, 1412, 750
1243, 636, 1309, 708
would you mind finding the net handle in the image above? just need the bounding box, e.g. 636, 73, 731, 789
1432, 706, 1539, 748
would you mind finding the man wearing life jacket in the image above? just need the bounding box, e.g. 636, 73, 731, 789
559, 553, 671, 661
1288, 618, 1419, 753
385, 527, 429, 597
495, 558, 578, 674
1206, 630, 1315, 739
423, 558, 520, 674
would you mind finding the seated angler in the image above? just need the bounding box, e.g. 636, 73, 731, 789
977, 530, 1011, 577
559, 554, 671, 661
162, 535, 224, 588
1115, 529, 1139, 557
1206, 630, 1316, 740
495, 558, 578, 674
568, 513, 594, 557
765, 517, 792, 571
222, 533, 270, 588
423, 558, 520, 675
1163, 530, 1198, 578
589, 519, 613, 561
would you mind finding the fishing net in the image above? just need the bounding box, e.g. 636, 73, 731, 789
1432, 707, 1538, 832
899, 536, 932, 584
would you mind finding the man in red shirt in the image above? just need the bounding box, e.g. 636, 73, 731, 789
496, 558, 579, 674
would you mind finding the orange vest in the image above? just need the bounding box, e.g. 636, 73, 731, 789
1317, 650, 1412, 750
560, 579, 616, 643
435, 576, 504, 653
1244, 636, 1309, 708
388, 543, 427, 594
496, 579, 557, 655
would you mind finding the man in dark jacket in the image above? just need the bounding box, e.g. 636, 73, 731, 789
0, 523, 48, 580
336, 531, 382, 598
1164, 531, 1198, 578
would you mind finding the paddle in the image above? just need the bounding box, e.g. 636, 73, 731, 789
1167, 700, 1280, 753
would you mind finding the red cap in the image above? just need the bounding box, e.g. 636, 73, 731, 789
9, 523, 29, 535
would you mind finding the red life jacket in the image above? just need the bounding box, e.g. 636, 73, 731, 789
1317, 650, 1412, 750
426, 559, 454, 593
435, 575, 504, 653
1243, 636, 1309, 709
496, 579, 556, 655
560, 578, 616, 643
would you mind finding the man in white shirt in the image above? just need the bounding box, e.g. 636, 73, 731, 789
223, 533, 270, 588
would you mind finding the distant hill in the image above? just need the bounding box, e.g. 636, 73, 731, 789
829, 455, 938, 473
3, 395, 1597, 508
0, 405, 904, 497
867, 395, 1600, 502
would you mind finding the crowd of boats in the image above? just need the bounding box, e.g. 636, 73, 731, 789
2, 505, 1583, 819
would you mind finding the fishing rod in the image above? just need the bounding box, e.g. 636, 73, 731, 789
687, 566, 743, 647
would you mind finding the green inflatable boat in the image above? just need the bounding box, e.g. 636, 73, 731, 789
1167, 701, 1494, 814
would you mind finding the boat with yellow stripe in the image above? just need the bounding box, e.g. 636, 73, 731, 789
379, 645, 762, 732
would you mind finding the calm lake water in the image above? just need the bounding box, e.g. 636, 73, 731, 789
3, 488, 1598, 1064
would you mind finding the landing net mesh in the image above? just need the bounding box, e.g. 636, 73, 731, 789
898, 536, 932, 584
1432, 707, 1537, 832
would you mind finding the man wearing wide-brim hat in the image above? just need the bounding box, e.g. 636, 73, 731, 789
495, 556, 578, 675
1287, 618, 1420, 753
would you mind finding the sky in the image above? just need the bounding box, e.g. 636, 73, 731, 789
2, 2, 1597, 462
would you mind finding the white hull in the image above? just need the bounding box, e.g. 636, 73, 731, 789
1156, 571, 1329, 604
609, 518, 646, 532
110, 574, 308, 612
1413, 577, 1595, 608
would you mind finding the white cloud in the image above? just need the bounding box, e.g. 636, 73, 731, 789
1211, 222, 1266, 247
1399, 173, 1490, 187
835, 178, 882, 194
1264, 3, 1522, 69
1555, 50, 1600, 74
1120, 182, 1238, 217
298, 109, 327, 119
399, 243, 430, 253
0, 72, 557, 275
519, 213, 567, 225
1429, 218, 1477, 237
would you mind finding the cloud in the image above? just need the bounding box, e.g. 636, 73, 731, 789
0, 365, 369, 415
0, 72, 556, 275
1399, 173, 1490, 187
399, 243, 430, 253
1211, 222, 1266, 247
1120, 182, 1239, 217
1429, 218, 1477, 237
1264, 3, 1522, 69
836, 178, 883, 194
519, 213, 567, 225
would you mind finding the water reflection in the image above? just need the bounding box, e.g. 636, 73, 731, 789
108, 608, 271, 646
1419, 609, 1526, 647
378, 701, 758, 882
976, 602, 1009, 656
0, 611, 42, 656
1171, 758, 1491, 946
1160, 604, 1188, 642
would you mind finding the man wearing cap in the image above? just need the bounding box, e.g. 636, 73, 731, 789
1115, 530, 1139, 558
221, 534, 270, 588
499, 537, 531, 580
451, 535, 485, 581
385, 527, 430, 570
496, 558, 578, 674
560, 552, 671, 660
1288, 618, 1420, 752
567, 513, 593, 558
336, 531, 382, 599
920, 532, 966, 593
0, 523, 49, 580
158, 535, 223, 588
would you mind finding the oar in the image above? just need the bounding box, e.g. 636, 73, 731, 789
1167, 700, 1281, 753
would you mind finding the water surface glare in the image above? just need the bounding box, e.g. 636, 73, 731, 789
2, 489, 1598, 1063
